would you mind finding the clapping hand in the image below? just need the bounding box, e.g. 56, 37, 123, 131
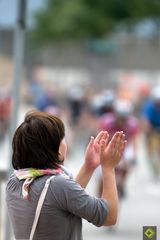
100, 131, 127, 169
84, 131, 109, 171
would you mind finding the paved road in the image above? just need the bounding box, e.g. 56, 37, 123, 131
0, 108, 160, 240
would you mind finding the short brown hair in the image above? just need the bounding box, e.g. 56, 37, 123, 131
12, 110, 65, 170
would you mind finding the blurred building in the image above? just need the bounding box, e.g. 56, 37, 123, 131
1, 23, 160, 90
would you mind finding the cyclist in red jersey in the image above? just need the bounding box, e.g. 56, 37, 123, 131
98, 100, 139, 198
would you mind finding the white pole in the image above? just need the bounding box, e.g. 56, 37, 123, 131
10, 0, 26, 140
4, 1, 26, 239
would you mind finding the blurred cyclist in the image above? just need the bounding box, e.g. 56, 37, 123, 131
90, 90, 115, 142
91, 90, 115, 117
141, 85, 160, 179
98, 99, 139, 198
67, 85, 86, 126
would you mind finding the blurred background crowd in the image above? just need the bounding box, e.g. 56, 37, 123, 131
0, 0, 160, 239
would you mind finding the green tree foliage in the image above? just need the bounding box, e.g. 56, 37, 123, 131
32, 0, 160, 44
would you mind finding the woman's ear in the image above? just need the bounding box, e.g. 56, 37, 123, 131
59, 138, 67, 161
58, 152, 64, 162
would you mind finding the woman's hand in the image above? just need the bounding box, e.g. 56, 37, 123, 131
100, 131, 127, 169
84, 131, 109, 171
76, 131, 126, 189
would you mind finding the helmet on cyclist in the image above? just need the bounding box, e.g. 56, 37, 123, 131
114, 100, 133, 117
151, 86, 160, 102
101, 90, 115, 107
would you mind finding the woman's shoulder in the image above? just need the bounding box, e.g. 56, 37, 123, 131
6, 173, 24, 197
60, 165, 73, 179
6, 173, 19, 188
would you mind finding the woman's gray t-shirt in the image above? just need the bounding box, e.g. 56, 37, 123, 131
6, 169, 108, 240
